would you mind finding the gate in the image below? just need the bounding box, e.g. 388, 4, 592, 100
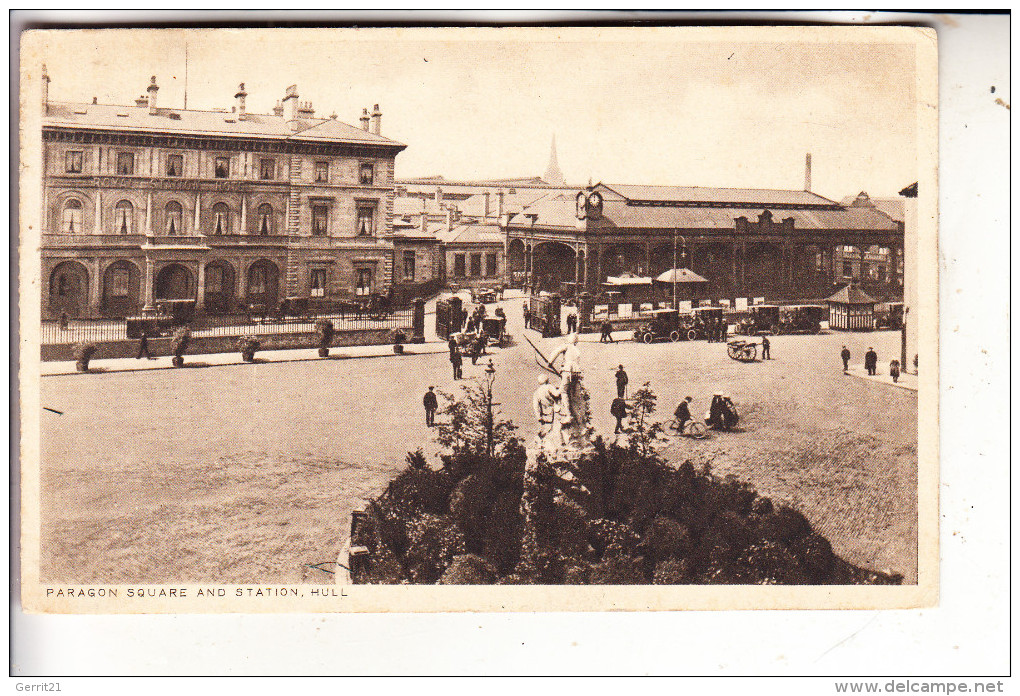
435, 296, 464, 339
528, 293, 562, 338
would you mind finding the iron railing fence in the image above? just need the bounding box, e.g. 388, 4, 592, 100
41, 307, 415, 345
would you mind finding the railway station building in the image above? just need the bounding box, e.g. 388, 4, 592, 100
505, 182, 904, 305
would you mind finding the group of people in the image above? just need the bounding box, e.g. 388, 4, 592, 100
608, 363, 739, 435
697, 315, 728, 343
841, 345, 902, 383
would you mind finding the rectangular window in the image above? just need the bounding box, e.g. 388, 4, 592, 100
111, 268, 129, 296
470, 253, 482, 277
485, 252, 497, 277
166, 154, 183, 177
355, 268, 373, 297
876, 265, 886, 282
403, 251, 416, 281
842, 261, 854, 278
314, 161, 329, 183
214, 157, 230, 178
359, 162, 374, 185
206, 266, 222, 294
356, 206, 375, 236
65, 151, 83, 173
454, 253, 466, 278
260, 158, 276, 180
310, 268, 327, 297
312, 205, 329, 236
116, 152, 134, 175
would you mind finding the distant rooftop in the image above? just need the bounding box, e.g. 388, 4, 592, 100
597, 183, 839, 208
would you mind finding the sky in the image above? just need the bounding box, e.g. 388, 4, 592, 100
28, 27, 921, 200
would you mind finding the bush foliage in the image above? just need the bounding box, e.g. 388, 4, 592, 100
350, 383, 903, 586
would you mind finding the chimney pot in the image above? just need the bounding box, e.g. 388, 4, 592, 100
360, 108, 370, 131
804, 152, 812, 192
370, 104, 382, 135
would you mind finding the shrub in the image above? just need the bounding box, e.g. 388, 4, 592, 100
387, 468, 454, 516
756, 505, 813, 544
236, 335, 260, 362
642, 516, 693, 564
405, 448, 429, 471
438, 553, 498, 584
736, 541, 810, 585
403, 513, 467, 584
314, 319, 335, 346
790, 532, 835, 582
653, 557, 695, 585
170, 327, 191, 366
482, 491, 524, 574
73, 342, 97, 372
589, 549, 646, 585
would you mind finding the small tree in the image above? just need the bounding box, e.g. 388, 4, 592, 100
628, 382, 666, 458
435, 378, 518, 461
314, 320, 335, 358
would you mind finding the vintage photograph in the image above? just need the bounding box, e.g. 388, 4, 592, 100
19, 25, 938, 612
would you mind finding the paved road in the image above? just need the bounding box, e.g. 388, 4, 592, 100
39, 292, 917, 584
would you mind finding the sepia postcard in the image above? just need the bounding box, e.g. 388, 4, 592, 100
18, 24, 939, 613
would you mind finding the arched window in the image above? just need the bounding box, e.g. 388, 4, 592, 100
257, 204, 273, 235
165, 201, 183, 236
114, 200, 134, 234
61, 199, 83, 234
212, 203, 230, 235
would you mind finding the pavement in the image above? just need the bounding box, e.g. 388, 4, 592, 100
40, 342, 452, 377
846, 365, 919, 392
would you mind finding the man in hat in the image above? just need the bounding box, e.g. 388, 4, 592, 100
423, 386, 438, 426
600, 319, 615, 343
615, 364, 629, 399
610, 396, 628, 434
841, 345, 851, 373
865, 346, 878, 376
761, 335, 770, 360
674, 396, 694, 433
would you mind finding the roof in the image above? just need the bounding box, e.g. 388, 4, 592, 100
839, 194, 905, 222
826, 284, 877, 305
597, 183, 838, 208
655, 268, 709, 284
43, 101, 406, 148
437, 223, 503, 246
604, 275, 652, 286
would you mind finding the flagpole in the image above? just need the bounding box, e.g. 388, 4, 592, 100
672, 228, 678, 310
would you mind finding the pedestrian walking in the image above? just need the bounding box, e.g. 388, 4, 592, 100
761, 335, 770, 360
841, 345, 851, 373
600, 319, 615, 343
610, 396, 628, 434
136, 328, 152, 360
615, 364, 629, 399
451, 346, 463, 380
423, 386, 438, 426
865, 347, 878, 376
889, 359, 901, 383
523, 303, 532, 329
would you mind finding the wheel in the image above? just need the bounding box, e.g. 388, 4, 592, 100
687, 328, 698, 341
741, 345, 757, 361
686, 421, 708, 439
642, 332, 654, 344
669, 330, 681, 342
727, 344, 741, 360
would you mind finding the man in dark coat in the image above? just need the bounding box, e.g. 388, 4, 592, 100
523, 303, 532, 329
449, 339, 463, 380
865, 347, 878, 376
615, 364, 629, 399
761, 335, 770, 360
600, 320, 615, 343
674, 396, 693, 433
136, 328, 152, 360
841, 345, 851, 373
423, 386, 438, 426
610, 397, 628, 434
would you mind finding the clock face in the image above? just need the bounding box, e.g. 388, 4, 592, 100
588, 192, 603, 217
576, 192, 587, 219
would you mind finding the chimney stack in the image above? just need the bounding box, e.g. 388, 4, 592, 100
436, 187, 444, 209
360, 108, 370, 131
370, 104, 382, 135
146, 75, 159, 115
498, 190, 505, 219
804, 152, 812, 192
296, 100, 315, 118
235, 82, 247, 120
446, 208, 454, 233
273, 100, 284, 117
41, 64, 50, 114
283, 84, 300, 128
135, 96, 148, 108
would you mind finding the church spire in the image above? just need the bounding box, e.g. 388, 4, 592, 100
543, 134, 565, 186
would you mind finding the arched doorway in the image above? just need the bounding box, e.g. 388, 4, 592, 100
245, 259, 279, 309
507, 238, 526, 285
102, 260, 141, 317
155, 263, 195, 300
204, 260, 236, 314
531, 241, 576, 293
49, 261, 90, 318
690, 243, 733, 300
601, 243, 645, 280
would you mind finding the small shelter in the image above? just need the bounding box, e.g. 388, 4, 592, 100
826, 283, 877, 331
602, 273, 655, 304
654, 267, 710, 306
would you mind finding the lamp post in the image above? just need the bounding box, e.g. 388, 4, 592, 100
672, 230, 688, 310
484, 359, 497, 458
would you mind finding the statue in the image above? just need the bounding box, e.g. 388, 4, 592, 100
546, 332, 591, 450
532, 374, 560, 444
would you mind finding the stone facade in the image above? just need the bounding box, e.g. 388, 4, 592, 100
41, 74, 406, 319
